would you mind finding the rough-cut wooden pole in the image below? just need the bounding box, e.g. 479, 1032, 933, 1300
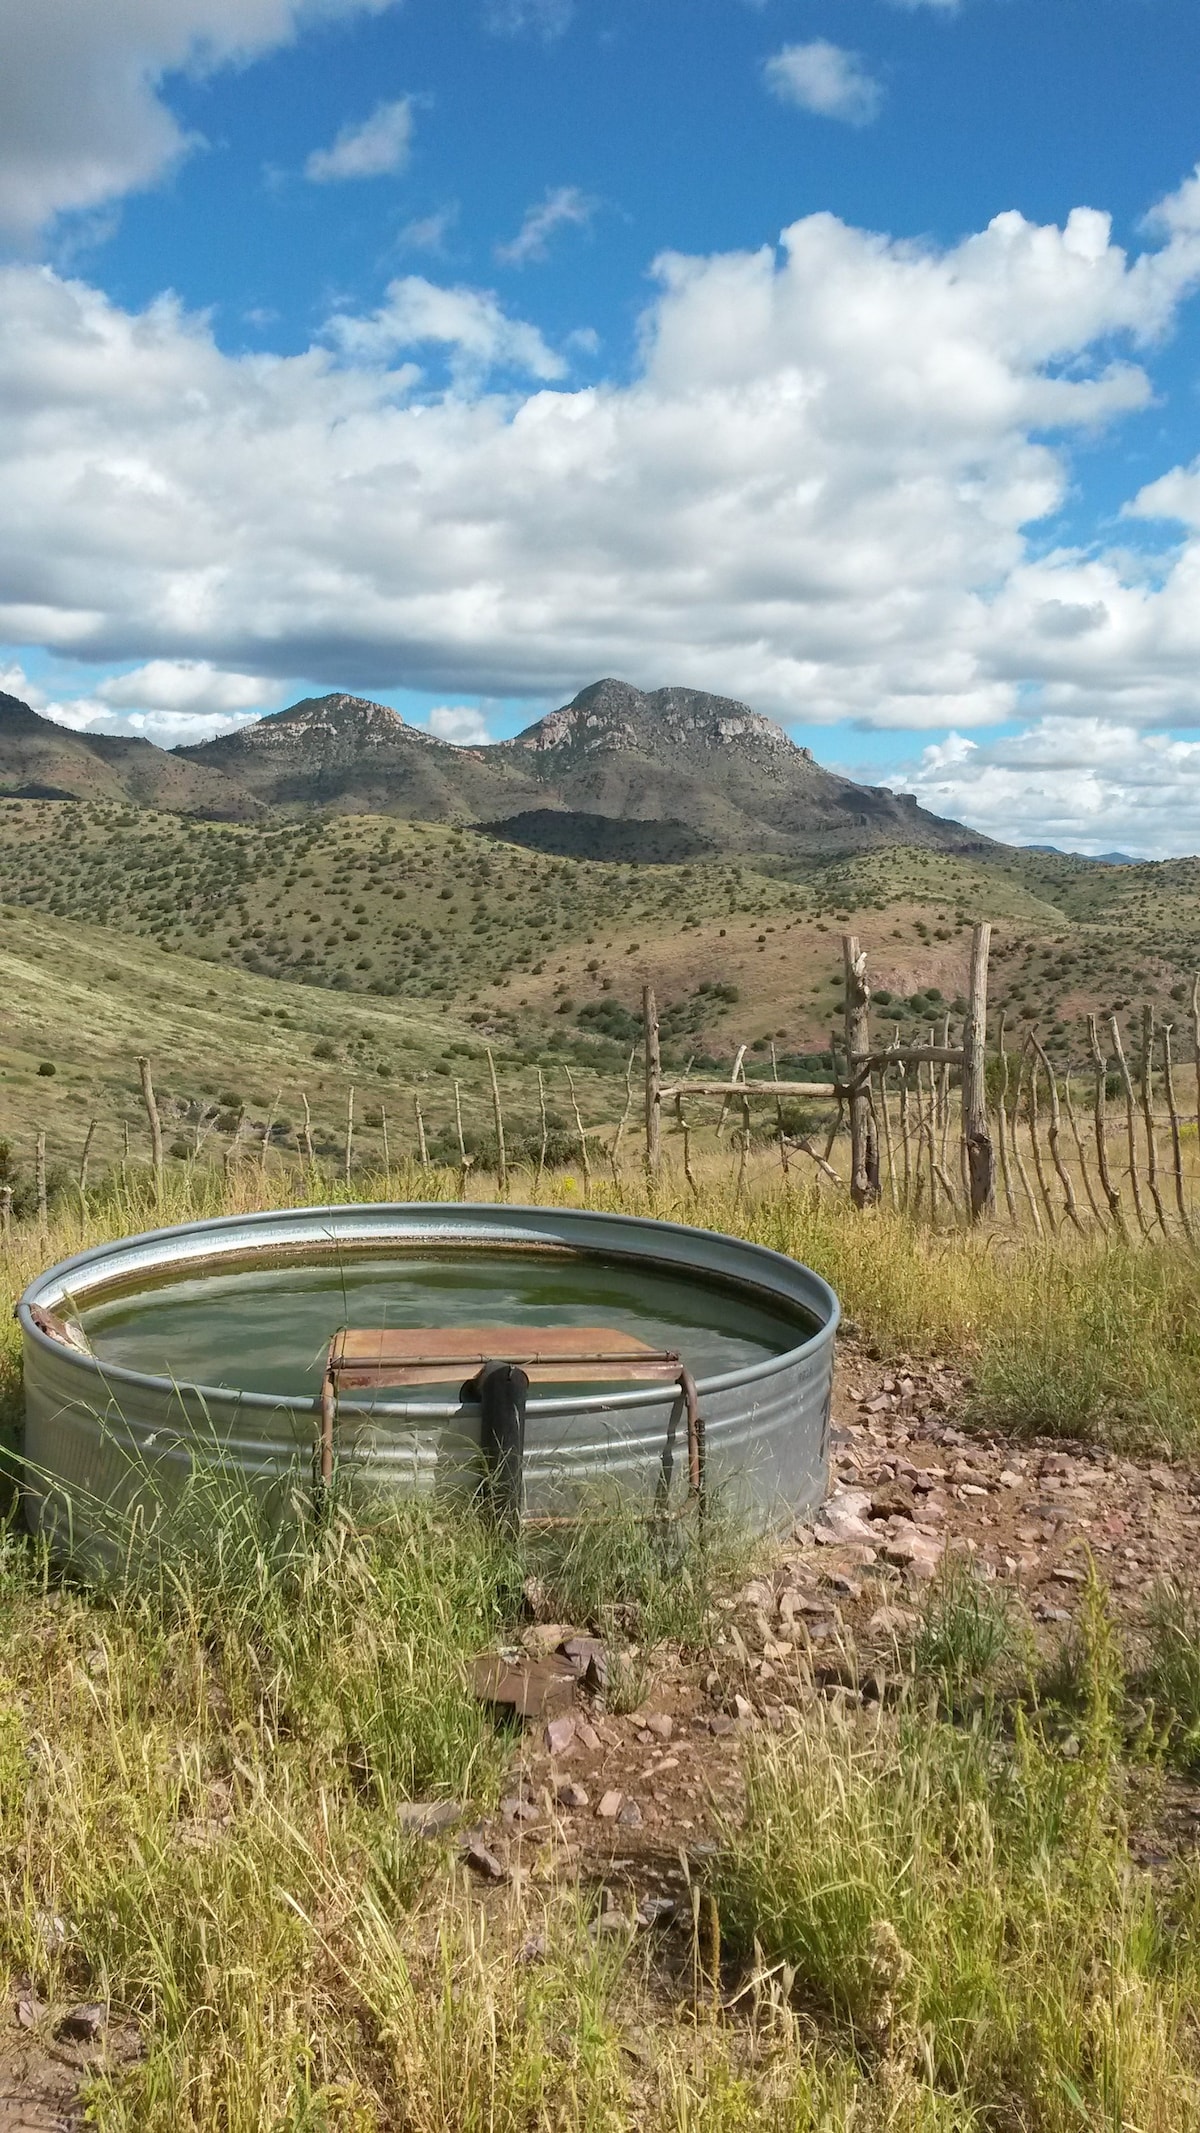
138, 1055, 164, 1208
1087, 1017, 1125, 1237
1009, 1047, 1043, 1237
1031, 1034, 1085, 1234
771, 1042, 790, 1179
487, 1047, 508, 1194
922, 1060, 938, 1221
77, 1118, 97, 1234
610, 1047, 636, 1185
938, 1012, 953, 1174
1024, 1038, 1058, 1232
454, 1080, 469, 1187
0, 1185, 10, 1240
414, 1093, 429, 1169
380, 1104, 391, 1176
1192, 975, 1200, 1131
344, 1086, 355, 1187
536, 1069, 549, 1182
876, 1068, 897, 1207
1139, 1006, 1168, 1234
842, 935, 879, 1209
680, 1099, 697, 1195
898, 1053, 913, 1207
994, 1012, 1017, 1223
1161, 1023, 1192, 1241
565, 1066, 592, 1186
1109, 1015, 1150, 1237
715, 1044, 747, 1141
300, 1091, 315, 1167
642, 986, 661, 1177
959, 923, 994, 1222
35, 1131, 47, 1231
1063, 1068, 1107, 1230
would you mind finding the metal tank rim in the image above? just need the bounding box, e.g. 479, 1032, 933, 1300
16, 1200, 840, 1420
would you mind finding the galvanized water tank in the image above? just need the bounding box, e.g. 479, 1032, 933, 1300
17, 1203, 838, 1555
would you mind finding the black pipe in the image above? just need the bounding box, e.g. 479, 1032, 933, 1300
476, 1360, 529, 1532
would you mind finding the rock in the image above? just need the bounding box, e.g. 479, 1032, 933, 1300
643, 1712, 673, 1741
473, 1654, 577, 1722
616, 1796, 644, 1827
637, 1894, 678, 1926
868, 1604, 917, 1636
462, 1837, 507, 1882
397, 1799, 462, 1838
733, 1693, 756, 1723
706, 1714, 735, 1736
596, 1790, 624, 1819
518, 1933, 547, 1964
575, 1719, 602, 1752
56, 2003, 107, 2044
15, 1993, 42, 2030
868, 1483, 916, 1521
882, 1526, 945, 1579
544, 1713, 577, 1758
520, 1624, 572, 1659
501, 1795, 541, 1825
589, 1906, 631, 1938
740, 1579, 775, 1611
554, 1779, 590, 1809
815, 1488, 877, 1546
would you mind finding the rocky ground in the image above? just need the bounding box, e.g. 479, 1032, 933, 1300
455, 1338, 1200, 1928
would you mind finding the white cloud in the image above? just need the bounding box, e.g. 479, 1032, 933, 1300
899, 718, 1200, 860
0, 0, 403, 241
44, 696, 263, 744
764, 41, 883, 126
496, 186, 598, 267
5, 175, 1200, 795
485, 0, 574, 37
426, 704, 491, 743
305, 97, 414, 183
398, 205, 458, 253
326, 274, 566, 379
95, 658, 273, 713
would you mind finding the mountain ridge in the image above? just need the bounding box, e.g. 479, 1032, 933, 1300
5, 677, 991, 860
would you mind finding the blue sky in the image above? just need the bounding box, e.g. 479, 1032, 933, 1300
5, 0, 1200, 852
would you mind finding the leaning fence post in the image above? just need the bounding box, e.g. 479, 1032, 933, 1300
960, 922, 994, 1222
487, 1047, 508, 1196
842, 935, 878, 1209
78, 1119, 97, 1236
1087, 1016, 1125, 1237
137, 1055, 164, 1209
345, 1086, 355, 1188
1161, 1023, 1192, 1241
642, 985, 662, 1177
0, 1185, 10, 1240
35, 1131, 47, 1233
1109, 1015, 1150, 1238
1139, 1006, 1168, 1235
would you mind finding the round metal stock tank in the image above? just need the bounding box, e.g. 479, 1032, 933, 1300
16, 1203, 839, 1560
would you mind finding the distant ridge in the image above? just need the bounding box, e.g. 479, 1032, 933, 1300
5, 676, 993, 861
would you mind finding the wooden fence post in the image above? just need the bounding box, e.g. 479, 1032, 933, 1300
345, 1086, 355, 1187
35, 1131, 47, 1232
960, 922, 994, 1222
842, 936, 878, 1209
0, 1185, 10, 1241
137, 1055, 164, 1208
1087, 1016, 1125, 1237
487, 1048, 507, 1195
643, 985, 661, 1177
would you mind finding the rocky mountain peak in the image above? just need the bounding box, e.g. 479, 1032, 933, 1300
515, 679, 807, 762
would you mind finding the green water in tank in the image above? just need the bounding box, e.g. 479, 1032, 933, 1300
76, 1245, 815, 1398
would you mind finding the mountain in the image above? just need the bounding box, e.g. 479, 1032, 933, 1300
177, 677, 992, 860
0, 692, 259, 818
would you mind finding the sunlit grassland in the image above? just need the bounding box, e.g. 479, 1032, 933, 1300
3, 1167, 1200, 2124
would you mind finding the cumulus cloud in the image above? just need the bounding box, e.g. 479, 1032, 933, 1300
305, 97, 414, 183
899, 719, 1200, 860
94, 659, 273, 713
496, 186, 598, 267
5, 176, 1200, 766
0, 0, 403, 241
426, 704, 491, 743
325, 274, 566, 379
764, 41, 883, 126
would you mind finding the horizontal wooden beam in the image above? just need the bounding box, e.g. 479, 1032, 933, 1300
658, 1080, 839, 1100
853, 1046, 964, 1068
